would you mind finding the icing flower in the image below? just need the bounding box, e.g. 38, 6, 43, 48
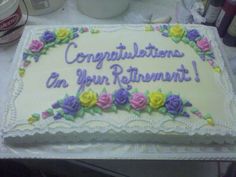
114, 88, 129, 106
62, 96, 80, 116
56, 28, 70, 40
169, 24, 185, 38
97, 93, 113, 110
29, 40, 44, 52
148, 91, 166, 109
41, 31, 56, 43
79, 90, 97, 107
186, 29, 200, 41
197, 37, 211, 52
165, 95, 183, 116
130, 93, 147, 110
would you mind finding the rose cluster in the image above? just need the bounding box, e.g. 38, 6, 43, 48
52, 88, 188, 119
28, 28, 76, 53
162, 25, 212, 53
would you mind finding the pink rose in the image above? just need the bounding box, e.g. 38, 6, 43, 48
96, 93, 113, 109
130, 93, 147, 110
29, 40, 44, 52
197, 37, 211, 52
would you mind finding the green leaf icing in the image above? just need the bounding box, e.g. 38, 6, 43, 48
64, 114, 75, 121
111, 105, 117, 112
132, 110, 141, 116
93, 107, 102, 114
158, 107, 167, 114
76, 108, 85, 118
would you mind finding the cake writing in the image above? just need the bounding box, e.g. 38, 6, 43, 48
110, 64, 192, 90
65, 42, 185, 69
45, 41, 201, 91
46, 72, 69, 88
75, 62, 198, 92
46, 61, 200, 92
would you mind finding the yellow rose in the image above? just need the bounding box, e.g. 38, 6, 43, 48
148, 91, 166, 109
207, 118, 214, 126
169, 24, 184, 38
79, 90, 97, 107
56, 28, 70, 40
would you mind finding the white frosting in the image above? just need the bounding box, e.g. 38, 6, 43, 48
3, 24, 236, 144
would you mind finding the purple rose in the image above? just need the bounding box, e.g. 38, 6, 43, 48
97, 93, 113, 110
165, 95, 183, 116
41, 31, 56, 43
114, 88, 129, 106
186, 29, 200, 41
29, 40, 44, 53
62, 96, 80, 116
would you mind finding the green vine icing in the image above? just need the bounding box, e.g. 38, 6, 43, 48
28, 88, 214, 126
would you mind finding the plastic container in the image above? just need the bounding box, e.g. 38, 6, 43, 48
215, 0, 236, 37
77, 0, 129, 19
0, 0, 23, 45
203, 0, 225, 26
20, 0, 65, 16
223, 15, 236, 46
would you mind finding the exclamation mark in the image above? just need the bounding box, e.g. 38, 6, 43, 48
192, 61, 200, 82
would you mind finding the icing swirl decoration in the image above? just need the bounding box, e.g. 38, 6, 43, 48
28, 88, 214, 126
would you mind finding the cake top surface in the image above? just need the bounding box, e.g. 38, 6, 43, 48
3, 24, 236, 144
